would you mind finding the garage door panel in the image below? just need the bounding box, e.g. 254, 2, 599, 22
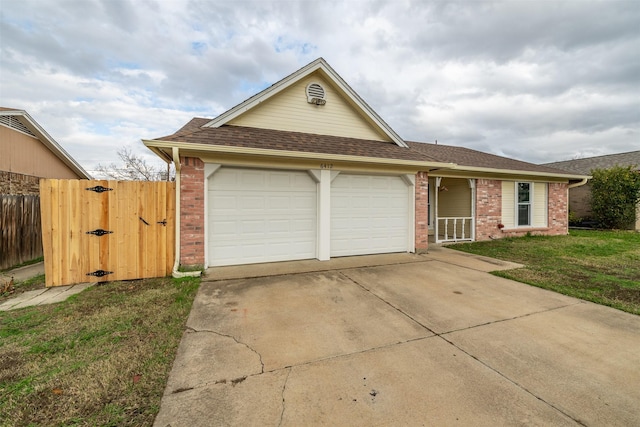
331, 174, 409, 257
209, 168, 317, 266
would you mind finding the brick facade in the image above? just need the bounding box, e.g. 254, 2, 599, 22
0, 171, 40, 195
547, 182, 569, 235
414, 171, 429, 253
179, 157, 205, 266
474, 180, 569, 240
475, 179, 502, 240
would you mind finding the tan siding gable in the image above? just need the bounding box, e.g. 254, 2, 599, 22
228, 74, 391, 142
0, 125, 81, 179
501, 181, 515, 228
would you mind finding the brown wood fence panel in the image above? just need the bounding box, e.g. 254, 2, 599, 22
0, 195, 43, 270
40, 179, 175, 287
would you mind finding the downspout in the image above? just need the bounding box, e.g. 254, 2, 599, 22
171, 147, 201, 278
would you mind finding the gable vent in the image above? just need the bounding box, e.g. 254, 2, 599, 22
306, 83, 326, 105
0, 115, 36, 137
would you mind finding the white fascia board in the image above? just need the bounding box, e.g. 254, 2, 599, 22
201, 58, 407, 148
142, 139, 456, 170
434, 165, 591, 181
4, 109, 92, 179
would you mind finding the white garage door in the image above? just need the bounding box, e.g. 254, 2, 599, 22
208, 168, 317, 266
331, 174, 410, 257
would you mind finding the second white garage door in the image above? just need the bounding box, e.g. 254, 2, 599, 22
208, 168, 317, 266
331, 174, 410, 257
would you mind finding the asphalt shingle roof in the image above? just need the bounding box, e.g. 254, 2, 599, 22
407, 141, 573, 175
542, 151, 640, 175
157, 124, 437, 163
154, 119, 586, 176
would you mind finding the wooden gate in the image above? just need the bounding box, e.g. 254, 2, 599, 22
40, 179, 175, 287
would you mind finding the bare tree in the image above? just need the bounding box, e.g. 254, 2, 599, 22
95, 147, 173, 181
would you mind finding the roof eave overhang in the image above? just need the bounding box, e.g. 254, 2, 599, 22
201, 58, 408, 148
143, 139, 454, 171
436, 165, 591, 181
2, 110, 92, 179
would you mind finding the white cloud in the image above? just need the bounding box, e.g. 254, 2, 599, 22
1, 0, 638, 175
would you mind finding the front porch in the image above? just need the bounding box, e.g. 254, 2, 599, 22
428, 177, 475, 243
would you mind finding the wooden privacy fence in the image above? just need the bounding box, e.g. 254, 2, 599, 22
0, 195, 43, 270
40, 179, 175, 287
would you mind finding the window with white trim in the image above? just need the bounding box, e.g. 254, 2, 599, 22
517, 182, 532, 226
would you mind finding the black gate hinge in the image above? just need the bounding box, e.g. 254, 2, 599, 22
87, 270, 113, 278
86, 229, 113, 237
86, 185, 113, 193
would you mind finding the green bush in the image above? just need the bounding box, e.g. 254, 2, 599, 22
590, 165, 640, 229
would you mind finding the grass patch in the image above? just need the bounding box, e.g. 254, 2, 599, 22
450, 229, 640, 315
0, 276, 199, 426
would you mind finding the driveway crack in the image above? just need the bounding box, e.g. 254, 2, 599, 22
186, 326, 265, 374
338, 272, 437, 335
278, 367, 292, 427
438, 334, 588, 426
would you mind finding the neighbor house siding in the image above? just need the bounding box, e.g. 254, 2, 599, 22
180, 156, 205, 266
0, 171, 40, 195
0, 125, 80, 179
228, 74, 390, 142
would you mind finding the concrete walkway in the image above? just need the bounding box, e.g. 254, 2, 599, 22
0, 262, 93, 311
154, 249, 640, 426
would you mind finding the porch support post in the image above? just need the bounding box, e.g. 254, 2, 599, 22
434, 177, 442, 243
468, 178, 476, 241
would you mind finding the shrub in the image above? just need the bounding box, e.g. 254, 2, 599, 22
590, 165, 640, 229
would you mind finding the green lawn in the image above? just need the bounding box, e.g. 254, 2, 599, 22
450, 229, 640, 315
0, 276, 199, 426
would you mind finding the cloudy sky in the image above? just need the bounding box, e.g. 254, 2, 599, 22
1, 0, 638, 176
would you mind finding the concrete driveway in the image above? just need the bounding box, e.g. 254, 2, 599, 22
154, 249, 640, 426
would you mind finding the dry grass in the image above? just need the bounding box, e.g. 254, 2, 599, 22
0, 276, 199, 426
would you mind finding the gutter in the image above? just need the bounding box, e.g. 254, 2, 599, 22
568, 177, 590, 189
170, 146, 201, 279
446, 165, 591, 181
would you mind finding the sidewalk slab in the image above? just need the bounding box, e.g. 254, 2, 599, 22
424, 245, 523, 272
0, 283, 94, 311
0, 288, 49, 311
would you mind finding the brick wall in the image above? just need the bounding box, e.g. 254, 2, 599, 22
415, 171, 429, 253
179, 157, 205, 266
547, 182, 569, 235
0, 171, 40, 195
476, 180, 569, 240
475, 179, 502, 241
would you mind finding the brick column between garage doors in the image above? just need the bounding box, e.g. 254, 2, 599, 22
415, 171, 429, 253
180, 157, 205, 267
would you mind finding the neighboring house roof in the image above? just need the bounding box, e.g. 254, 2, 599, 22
0, 107, 91, 179
409, 141, 580, 177
542, 151, 640, 175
